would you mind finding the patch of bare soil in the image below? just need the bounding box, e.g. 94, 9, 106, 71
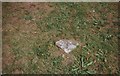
2, 44, 15, 70
2, 3, 55, 73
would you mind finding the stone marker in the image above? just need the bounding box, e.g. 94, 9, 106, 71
56, 39, 79, 53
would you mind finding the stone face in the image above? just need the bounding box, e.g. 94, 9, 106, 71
56, 39, 79, 53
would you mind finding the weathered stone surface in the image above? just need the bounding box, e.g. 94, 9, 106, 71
56, 39, 79, 53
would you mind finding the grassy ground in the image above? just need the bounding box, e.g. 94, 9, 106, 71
2, 2, 119, 74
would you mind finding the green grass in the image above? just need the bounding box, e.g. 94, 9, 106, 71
24, 14, 33, 20
2, 2, 119, 74
33, 42, 50, 59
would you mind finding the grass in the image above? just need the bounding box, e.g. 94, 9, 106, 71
2, 2, 119, 74
52, 56, 63, 67
33, 42, 50, 59
23, 14, 33, 20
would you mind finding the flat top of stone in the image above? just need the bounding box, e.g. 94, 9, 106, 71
56, 39, 79, 53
